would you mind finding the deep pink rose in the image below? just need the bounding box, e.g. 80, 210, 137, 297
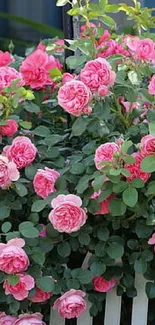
98, 30, 111, 45
20, 49, 61, 89
33, 167, 60, 198
140, 135, 155, 154
3, 273, 34, 301
91, 190, 115, 214
62, 73, 75, 85
58, 80, 92, 117
98, 85, 109, 97
0, 67, 24, 90
135, 38, 155, 60
29, 287, 52, 303
0, 238, 29, 274
148, 75, 155, 95
80, 23, 99, 38
0, 155, 19, 189
37, 42, 46, 51
93, 276, 116, 292
124, 152, 151, 182
13, 313, 46, 325
0, 313, 17, 325
80, 58, 116, 92
0, 120, 18, 137
53, 289, 87, 319
49, 194, 87, 233
94, 142, 120, 170
0, 51, 13, 67
3, 136, 37, 169
97, 39, 129, 59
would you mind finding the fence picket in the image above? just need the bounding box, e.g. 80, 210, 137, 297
77, 301, 93, 325
104, 287, 122, 325
49, 309, 65, 325
131, 274, 148, 325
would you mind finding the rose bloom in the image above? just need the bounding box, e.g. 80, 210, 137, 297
140, 135, 155, 154
0, 66, 24, 90
0, 155, 19, 189
0, 51, 13, 67
98, 29, 111, 45
29, 287, 52, 303
62, 72, 75, 85
39, 224, 46, 238
53, 289, 87, 319
97, 39, 129, 59
94, 142, 120, 170
54, 39, 64, 52
0, 120, 18, 137
148, 75, 155, 95
13, 313, 46, 325
124, 152, 151, 182
148, 233, 155, 252
135, 38, 155, 60
3, 136, 37, 169
20, 48, 61, 89
0, 312, 17, 325
3, 273, 34, 301
91, 190, 115, 214
93, 276, 116, 292
0, 238, 29, 274
49, 194, 87, 233
58, 80, 92, 117
33, 167, 60, 198
80, 58, 116, 93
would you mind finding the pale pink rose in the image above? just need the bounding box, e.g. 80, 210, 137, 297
33, 167, 60, 198
98, 85, 109, 97
91, 191, 115, 214
3, 136, 37, 169
93, 276, 116, 292
0, 51, 13, 67
148, 233, 155, 245
124, 152, 151, 182
0, 67, 24, 90
0, 313, 17, 325
29, 287, 52, 303
3, 273, 34, 301
13, 313, 46, 325
53, 289, 87, 319
148, 75, 155, 95
0, 238, 29, 274
49, 194, 87, 233
20, 48, 61, 89
58, 80, 92, 117
120, 100, 138, 113
0, 155, 19, 189
140, 135, 155, 154
0, 120, 18, 137
80, 58, 116, 93
94, 142, 120, 170
62, 73, 75, 85
39, 224, 46, 238
125, 36, 139, 52
135, 38, 155, 60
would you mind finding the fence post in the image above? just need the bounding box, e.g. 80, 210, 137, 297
131, 274, 148, 325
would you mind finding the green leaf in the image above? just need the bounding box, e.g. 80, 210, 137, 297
15, 183, 28, 197
25, 165, 37, 180
57, 242, 71, 257
33, 126, 50, 137
66, 56, 87, 70
121, 140, 133, 154
70, 163, 85, 175
113, 181, 128, 194
0, 206, 11, 220
131, 178, 144, 188
149, 121, 155, 136
2, 222, 12, 233
72, 117, 88, 136
66, 279, 80, 289
93, 175, 104, 192
105, 4, 119, 12
78, 233, 90, 245
19, 120, 32, 129
19, 221, 39, 238
123, 155, 136, 164
36, 276, 55, 292
31, 250, 45, 265
134, 258, 147, 274
109, 198, 126, 216
122, 187, 138, 207
45, 134, 66, 147
95, 241, 106, 257
31, 200, 47, 212
141, 155, 155, 173
146, 282, 155, 299
100, 15, 116, 27
90, 262, 106, 276
88, 200, 100, 214
50, 68, 62, 80
135, 222, 152, 238
99, 0, 108, 7
146, 181, 155, 195
107, 243, 124, 259
72, 269, 93, 284
7, 275, 19, 286
22, 102, 40, 114
56, 0, 68, 6
97, 228, 109, 241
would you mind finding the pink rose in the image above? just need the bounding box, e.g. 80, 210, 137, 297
3, 136, 37, 169
98, 30, 111, 45
58, 80, 92, 117
3, 273, 34, 301
62, 73, 75, 85
33, 167, 60, 198
0, 155, 19, 189
93, 276, 116, 292
53, 289, 87, 319
94, 142, 120, 170
97, 39, 129, 59
0, 120, 18, 137
120, 100, 138, 113
0, 51, 13, 67
0, 67, 24, 90
29, 287, 52, 303
0, 238, 29, 274
98, 85, 109, 97
140, 135, 155, 154
91, 190, 115, 214
80, 23, 98, 38
37, 43, 46, 51
49, 194, 87, 233
135, 38, 155, 60
0, 313, 17, 325
13, 313, 46, 325
20, 48, 61, 89
148, 233, 155, 245
54, 39, 64, 52
148, 75, 155, 95
124, 152, 151, 182
39, 224, 46, 238
80, 58, 116, 93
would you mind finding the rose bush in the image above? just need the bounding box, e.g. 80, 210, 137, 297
1, 0, 155, 323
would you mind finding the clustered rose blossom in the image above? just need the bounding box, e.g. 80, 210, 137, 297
49, 194, 87, 233
58, 80, 92, 117
140, 135, 155, 155
29, 287, 52, 303
33, 167, 60, 198
0, 312, 17, 325
0, 51, 13, 67
93, 276, 116, 292
0, 155, 19, 189
0, 120, 18, 137
53, 289, 87, 319
124, 152, 151, 182
97, 39, 129, 59
20, 48, 61, 89
0, 67, 24, 90
3, 136, 37, 169
3, 273, 34, 301
14, 313, 46, 325
127, 37, 155, 61
0, 238, 29, 274
94, 142, 120, 170
91, 190, 115, 215
148, 75, 155, 95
